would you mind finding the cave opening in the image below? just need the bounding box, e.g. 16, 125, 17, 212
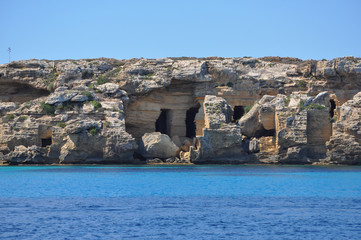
255, 126, 275, 138
155, 109, 170, 135
233, 106, 244, 122
185, 105, 200, 138
329, 99, 336, 118
41, 138, 52, 147
0, 81, 50, 103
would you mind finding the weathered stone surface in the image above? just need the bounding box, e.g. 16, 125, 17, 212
238, 104, 261, 137
278, 110, 307, 149
196, 125, 250, 163
7, 145, 47, 164
138, 132, 179, 159
307, 91, 330, 107
203, 95, 233, 129
249, 138, 260, 153
65, 120, 102, 134
259, 104, 275, 130
325, 92, 361, 164
0, 102, 16, 113
45, 91, 78, 104
1, 56, 361, 165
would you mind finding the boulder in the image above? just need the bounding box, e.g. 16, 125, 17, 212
309, 91, 330, 107
45, 91, 78, 104
197, 125, 246, 162
238, 103, 261, 137
138, 132, 179, 158
6, 145, 47, 164
281, 146, 308, 164
0, 102, 16, 113
249, 138, 260, 153
259, 104, 275, 130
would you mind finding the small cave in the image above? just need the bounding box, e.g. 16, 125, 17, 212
185, 105, 200, 138
254, 126, 275, 138
155, 109, 170, 135
329, 99, 336, 118
41, 138, 52, 147
232, 106, 244, 122
0, 81, 50, 103
39, 127, 53, 148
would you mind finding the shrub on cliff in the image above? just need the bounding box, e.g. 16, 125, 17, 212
56, 122, 67, 128
82, 90, 94, 100
40, 102, 55, 115
90, 101, 102, 110
18, 116, 28, 122
245, 105, 253, 114
307, 103, 327, 110
97, 76, 109, 85
5, 114, 15, 121
89, 127, 98, 136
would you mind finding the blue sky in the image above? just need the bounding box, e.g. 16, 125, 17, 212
1, 0, 360, 63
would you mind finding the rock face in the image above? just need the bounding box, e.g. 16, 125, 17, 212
1, 56, 361, 165
326, 92, 361, 164
137, 132, 179, 159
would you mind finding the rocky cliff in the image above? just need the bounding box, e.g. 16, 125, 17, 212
1, 56, 361, 165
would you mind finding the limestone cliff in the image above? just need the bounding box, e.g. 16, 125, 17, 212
0, 56, 361, 165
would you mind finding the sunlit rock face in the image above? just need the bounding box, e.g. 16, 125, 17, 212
0, 56, 361, 165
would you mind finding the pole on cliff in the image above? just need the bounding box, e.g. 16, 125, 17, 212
8, 47, 11, 63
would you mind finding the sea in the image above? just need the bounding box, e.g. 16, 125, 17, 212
0, 165, 361, 240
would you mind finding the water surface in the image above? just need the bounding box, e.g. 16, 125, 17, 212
1, 165, 361, 239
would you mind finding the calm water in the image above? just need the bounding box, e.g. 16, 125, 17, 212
1, 165, 361, 239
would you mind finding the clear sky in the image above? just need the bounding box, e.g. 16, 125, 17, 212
1, 0, 360, 63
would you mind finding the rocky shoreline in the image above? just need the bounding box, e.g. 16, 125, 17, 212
1, 56, 361, 165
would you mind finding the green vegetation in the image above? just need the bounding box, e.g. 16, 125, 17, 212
90, 100, 102, 110
43, 66, 58, 92
88, 83, 96, 89
307, 103, 327, 110
56, 122, 67, 128
298, 99, 306, 110
95, 67, 123, 85
6, 114, 15, 121
57, 102, 75, 111
245, 105, 253, 114
283, 95, 291, 106
89, 127, 98, 136
18, 116, 28, 122
97, 76, 110, 85
298, 79, 307, 89
299, 100, 327, 111
144, 72, 154, 80
40, 102, 55, 115
82, 90, 94, 100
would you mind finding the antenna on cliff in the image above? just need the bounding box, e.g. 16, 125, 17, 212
8, 47, 11, 63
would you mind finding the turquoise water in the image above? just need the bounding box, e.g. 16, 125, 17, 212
1, 165, 361, 239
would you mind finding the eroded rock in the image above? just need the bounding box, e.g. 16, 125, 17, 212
138, 132, 180, 159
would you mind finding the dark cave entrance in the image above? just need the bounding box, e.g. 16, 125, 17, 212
255, 126, 275, 138
155, 109, 170, 135
0, 81, 50, 103
185, 105, 200, 138
233, 106, 244, 122
41, 138, 52, 147
329, 99, 336, 118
